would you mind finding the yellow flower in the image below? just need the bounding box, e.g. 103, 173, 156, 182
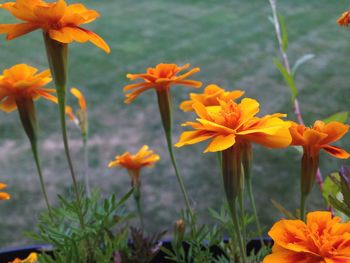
180, 84, 244, 112
264, 211, 350, 263
0, 64, 56, 112
108, 145, 160, 187
176, 98, 292, 152
0, 0, 110, 53
123, 63, 202, 104
9, 252, 38, 263
0, 183, 10, 201
337, 11, 350, 27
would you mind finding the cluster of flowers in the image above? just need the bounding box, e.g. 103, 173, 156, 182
0, 0, 349, 262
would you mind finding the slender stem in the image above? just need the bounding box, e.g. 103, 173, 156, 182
43, 33, 85, 229
238, 189, 247, 247
30, 140, 53, 219
246, 179, 264, 246
230, 201, 247, 263
268, 0, 324, 191
241, 142, 264, 246
59, 94, 85, 225
134, 186, 144, 230
16, 98, 52, 218
156, 89, 194, 218
83, 138, 91, 197
165, 133, 194, 218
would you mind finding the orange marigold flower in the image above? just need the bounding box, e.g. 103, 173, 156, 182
264, 211, 350, 263
290, 120, 350, 159
108, 145, 160, 187
0, 0, 110, 53
175, 98, 292, 152
0, 64, 56, 112
0, 183, 10, 201
123, 63, 202, 104
9, 252, 38, 263
180, 84, 244, 112
337, 11, 350, 26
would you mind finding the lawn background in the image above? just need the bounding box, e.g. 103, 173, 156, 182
0, 0, 349, 247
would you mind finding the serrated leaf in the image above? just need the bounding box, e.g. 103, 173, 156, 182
323, 111, 349, 124
274, 59, 298, 101
292, 54, 315, 76
329, 195, 350, 217
322, 174, 341, 205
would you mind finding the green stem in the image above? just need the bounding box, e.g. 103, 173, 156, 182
16, 98, 52, 218
43, 33, 85, 229
134, 186, 144, 230
30, 140, 53, 219
246, 178, 264, 246
242, 142, 264, 246
230, 201, 247, 263
156, 89, 193, 218
238, 185, 246, 247
83, 137, 91, 197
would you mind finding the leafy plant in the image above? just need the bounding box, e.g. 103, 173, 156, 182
27, 189, 133, 263
127, 227, 166, 263
327, 166, 350, 218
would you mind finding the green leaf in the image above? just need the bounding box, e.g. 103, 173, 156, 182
322, 173, 341, 205
329, 195, 350, 217
292, 54, 315, 76
323, 111, 349, 124
278, 14, 288, 52
273, 59, 298, 101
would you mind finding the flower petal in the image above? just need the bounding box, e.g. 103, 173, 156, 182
204, 134, 236, 153
0, 23, 39, 40
322, 145, 350, 159
175, 130, 212, 147
321, 121, 349, 145
0, 96, 17, 112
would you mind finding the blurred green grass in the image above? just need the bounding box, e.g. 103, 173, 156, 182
0, 0, 349, 247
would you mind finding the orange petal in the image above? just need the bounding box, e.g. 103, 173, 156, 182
33, 0, 67, 22
0, 96, 17, 112
70, 87, 86, 110
322, 145, 350, 159
176, 67, 201, 81
0, 183, 7, 190
175, 80, 202, 88
0, 192, 10, 200
192, 102, 211, 120
268, 219, 313, 253
263, 245, 321, 263
81, 27, 110, 54
304, 129, 328, 146
175, 131, 212, 147
0, 23, 39, 40
204, 134, 236, 153
237, 98, 260, 127
179, 100, 194, 112
35, 90, 58, 104
321, 121, 349, 145
65, 105, 76, 121
243, 127, 292, 148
